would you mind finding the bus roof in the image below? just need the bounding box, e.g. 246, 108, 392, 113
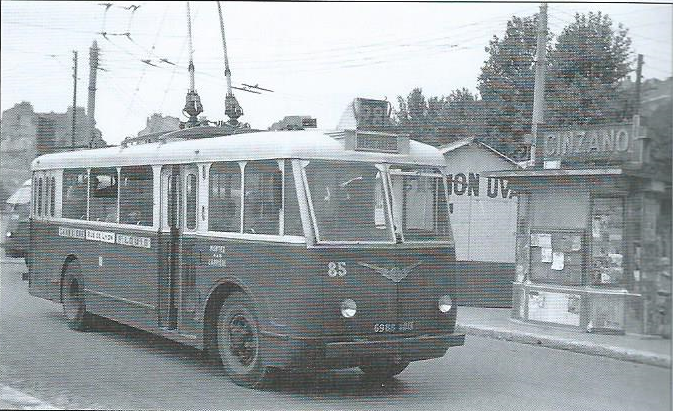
32, 129, 446, 170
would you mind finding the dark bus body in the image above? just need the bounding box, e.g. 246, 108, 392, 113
28, 129, 464, 387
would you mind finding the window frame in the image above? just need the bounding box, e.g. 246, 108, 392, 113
301, 160, 454, 246
88, 167, 120, 223
204, 159, 305, 243
119, 165, 155, 227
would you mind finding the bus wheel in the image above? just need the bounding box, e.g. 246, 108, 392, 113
359, 358, 409, 380
216, 292, 269, 388
62, 265, 90, 331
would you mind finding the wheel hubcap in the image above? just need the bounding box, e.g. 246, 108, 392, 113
228, 314, 257, 366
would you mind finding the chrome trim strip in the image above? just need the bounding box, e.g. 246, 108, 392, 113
84, 288, 156, 310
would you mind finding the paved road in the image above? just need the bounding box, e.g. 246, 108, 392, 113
1, 259, 670, 410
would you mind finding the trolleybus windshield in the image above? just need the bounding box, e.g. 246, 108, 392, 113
303, 160, 452, 244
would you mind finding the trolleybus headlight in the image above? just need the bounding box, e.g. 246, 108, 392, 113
5, 231, 12, 237
340, 299, 357, 318
438, 295, 453, 313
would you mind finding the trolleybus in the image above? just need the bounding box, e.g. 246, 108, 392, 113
28, 127, 464, 388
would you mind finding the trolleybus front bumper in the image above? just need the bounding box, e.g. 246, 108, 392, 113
262, 332, 465, 369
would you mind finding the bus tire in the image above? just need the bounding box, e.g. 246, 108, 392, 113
62, 262, 90, 331
359, 359, 409, 380
216, 292, 270, 389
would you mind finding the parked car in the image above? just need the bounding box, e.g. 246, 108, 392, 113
3, 179, 31, 259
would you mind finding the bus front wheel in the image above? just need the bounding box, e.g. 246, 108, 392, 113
359, 358, 409, 380
62, 262, 90, 331
216, 292, 270, 389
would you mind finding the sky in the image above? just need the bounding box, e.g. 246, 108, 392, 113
1, 1, 671, 146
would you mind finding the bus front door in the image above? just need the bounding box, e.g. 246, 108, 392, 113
159, 165, 180, 330
159, 164, 200, 336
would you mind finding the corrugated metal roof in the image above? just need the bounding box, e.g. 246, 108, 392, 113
32, 129, 446, 170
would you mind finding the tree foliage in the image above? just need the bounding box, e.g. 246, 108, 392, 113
477, 15, 541, 139
394, 10, 638, 160
546, 11, 633, 126
394, 87, 483, 146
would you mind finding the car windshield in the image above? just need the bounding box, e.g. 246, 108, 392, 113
303, 160, 452, 243
304, 160, 393, 243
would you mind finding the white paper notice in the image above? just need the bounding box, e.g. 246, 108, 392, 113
551, 252, 565, 271
592, 217, 601, 238
541, 247, 553, 263
530, 233, 540, 247
539, 233, 552, 248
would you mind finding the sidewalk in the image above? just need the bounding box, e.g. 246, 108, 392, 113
456, 306, 672, 368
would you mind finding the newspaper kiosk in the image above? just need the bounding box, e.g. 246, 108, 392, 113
487, 122, 671, 336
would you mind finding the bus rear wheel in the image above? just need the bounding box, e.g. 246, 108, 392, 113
62, 263, 90, 331
216, 292, 270, 389
359, 358, 409, 380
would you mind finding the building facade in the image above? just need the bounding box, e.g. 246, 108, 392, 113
440, 140, 520, 307
0, 102, 105, 202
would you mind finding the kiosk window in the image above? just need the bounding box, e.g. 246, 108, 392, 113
590, 197, 625, 286
120, 166, 153, 226
62, 169, 88, 220
89, 168, 118, 222
209, 162, 241, 233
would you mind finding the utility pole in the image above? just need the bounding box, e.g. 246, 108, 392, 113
529, 2, 547, 166
87, 41, 99, 148
71, 50, 78, 150
634, 54, 644, 117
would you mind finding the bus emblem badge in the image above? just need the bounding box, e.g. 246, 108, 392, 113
357, 261, 421, 283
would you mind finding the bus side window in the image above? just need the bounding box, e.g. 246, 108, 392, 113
37, 177, 43, 217
33, 176, 38, 217
185, 173, 197, 230
244, 160, 282, 235
50, 176, 56, 217
62, 169, 88, 220
89, 168, 119, 222
120, 166, 153, 226
209, 162, 241, 233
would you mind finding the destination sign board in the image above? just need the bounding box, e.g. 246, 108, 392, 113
353, 98, 390, 128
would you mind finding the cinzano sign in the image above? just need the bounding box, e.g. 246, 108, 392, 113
541, 123, 644, 162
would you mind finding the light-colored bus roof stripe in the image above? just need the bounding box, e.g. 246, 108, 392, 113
31, 129, 446, 170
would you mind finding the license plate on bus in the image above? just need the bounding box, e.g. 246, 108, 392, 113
374, 321, 414, 333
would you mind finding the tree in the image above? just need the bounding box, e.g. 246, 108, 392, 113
645, 99, 672, 177
477, 15, 541, 140
546, 11, 633, 126
394, 87, 484, 146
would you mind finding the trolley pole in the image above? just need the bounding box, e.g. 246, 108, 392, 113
71, 50, 78, 150
529, 2, 547, 167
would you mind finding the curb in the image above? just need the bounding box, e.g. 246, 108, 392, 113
0, 386, 61, 410
456, 324, 672, 369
